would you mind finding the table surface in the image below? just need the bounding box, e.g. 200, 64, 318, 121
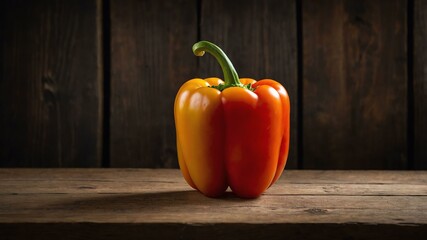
0, 169, 426, 240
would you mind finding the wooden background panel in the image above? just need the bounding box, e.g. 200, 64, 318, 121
0, 0, 102, 167
414, 0, 427, 169
200, 0, 298, 169
0, 0, 422, 170
110, 0, 198, 167
302, 0, 407, 169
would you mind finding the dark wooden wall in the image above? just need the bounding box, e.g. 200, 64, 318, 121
0, 0, 103, 167
303, 0, 407, 169
1, 0, 426, 169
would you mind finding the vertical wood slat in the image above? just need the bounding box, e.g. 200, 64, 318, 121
414, 0, 427, 169
200, 0, 299, 169
302, 0, 407, 169
109, 0, 197, 167
0, 0, 103, 167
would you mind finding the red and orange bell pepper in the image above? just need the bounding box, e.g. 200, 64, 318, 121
174, 41, 290, 198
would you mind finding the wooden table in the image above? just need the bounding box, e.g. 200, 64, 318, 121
0, 169, 426, 239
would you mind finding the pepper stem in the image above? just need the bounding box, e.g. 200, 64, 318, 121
192, 41, 242, 88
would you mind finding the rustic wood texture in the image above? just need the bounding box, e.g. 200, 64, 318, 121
302, 0, 407, 169
1, 0, 425, 170
0, 169, 426, 240
414, 0, 427, 169
0, 0, 103, 167
199, 0, 298, 168
109, 0, 197, 167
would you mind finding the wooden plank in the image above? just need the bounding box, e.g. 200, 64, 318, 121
0, 0, 102, 167
1, 181, 425, 196
414, 0, 427, 169
1, 169, 426, 184
302, 0, 407, 169
0, 169, 426, 240
200, 0, 298, 168
0, 194, 426, 223
109, 0, 198, 167
0, 170, 426, 196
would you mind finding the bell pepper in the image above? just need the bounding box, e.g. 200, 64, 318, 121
174, 41, 290, 198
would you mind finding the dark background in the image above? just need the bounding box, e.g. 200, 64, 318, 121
1, 0, 426, 169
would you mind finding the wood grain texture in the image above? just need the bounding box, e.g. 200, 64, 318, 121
0, 169, 426, 240
302, 0, 407, 169
200, 0, 298, 168
0, 0, 103, 167
109, 0, 197, 167
414, 0, 427, 169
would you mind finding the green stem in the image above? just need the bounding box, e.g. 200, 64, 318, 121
192, 41, 242, 88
